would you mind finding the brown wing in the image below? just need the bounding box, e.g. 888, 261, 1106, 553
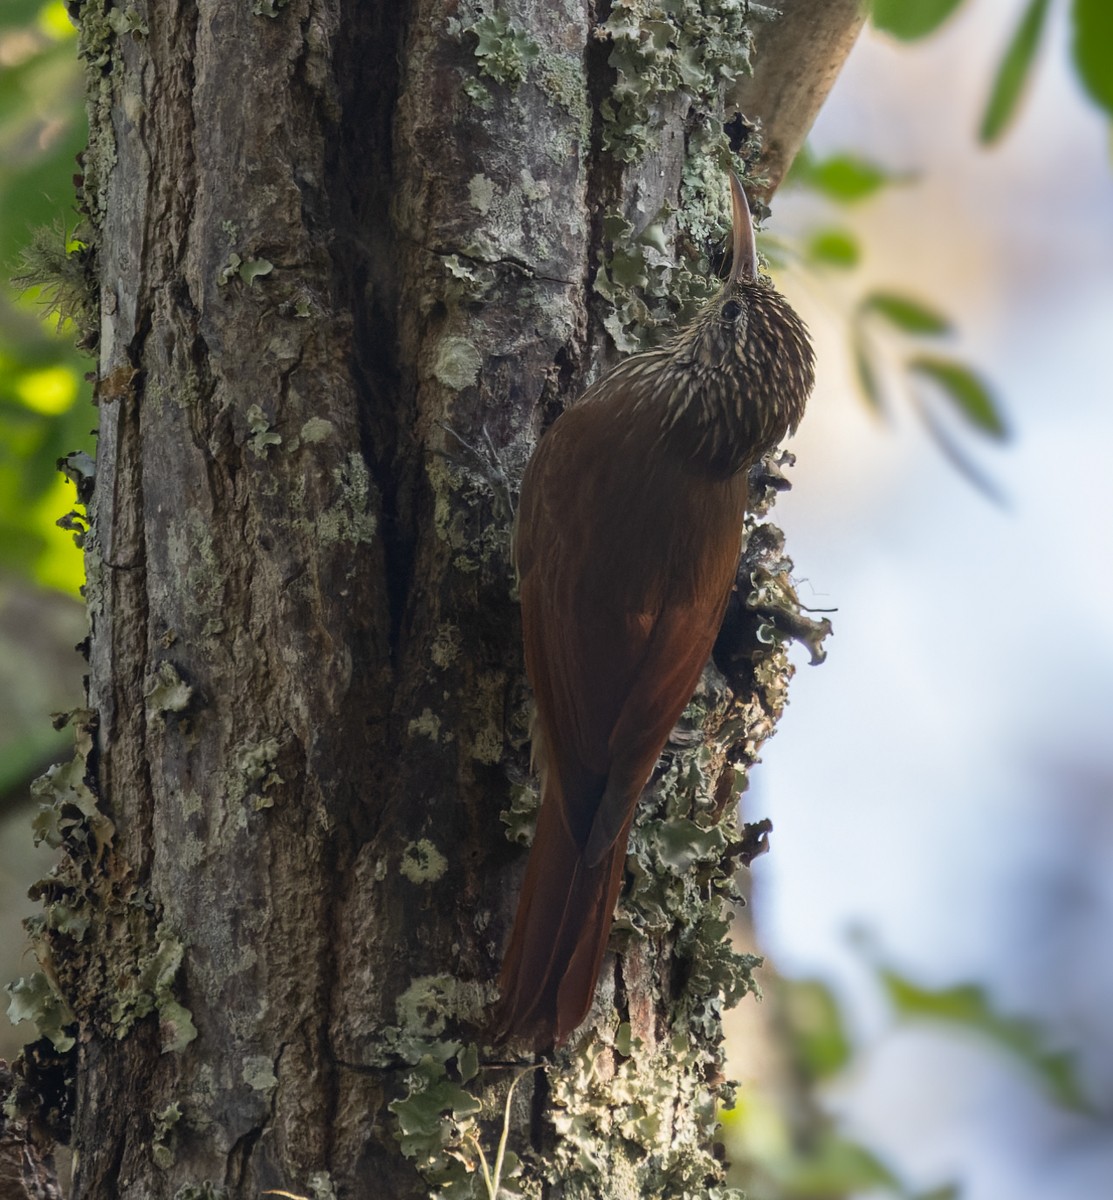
515, 392, 748, 850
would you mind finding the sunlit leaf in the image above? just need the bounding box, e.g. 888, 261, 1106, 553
860, 291, 952, 336
871, 0, 966, 41
980, 0, 1051, 144
880, 970, 1091, 1112
0, 5, 90, 594
1071, 0, 1113, 117
908, 356, 1006, 438
39, 3, 77, 41
805, 228, 860, 269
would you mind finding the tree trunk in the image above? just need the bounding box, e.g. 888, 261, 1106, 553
13, 2, 858, 1197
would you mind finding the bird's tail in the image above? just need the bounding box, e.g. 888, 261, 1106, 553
492, 792, 630, 1049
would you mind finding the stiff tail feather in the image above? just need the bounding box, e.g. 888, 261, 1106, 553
493, 793, 631, 1048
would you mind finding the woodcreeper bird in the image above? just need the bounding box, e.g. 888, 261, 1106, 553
495, 173, 816, 1047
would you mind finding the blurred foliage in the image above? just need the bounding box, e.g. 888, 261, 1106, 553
871, 0, 1113, 142
871, 0, 967, 42
0, 0, 90, 597
724, 960, 1091, 1198
779, 146, 1008, 496
786, 0, 1113, 492
0, 0, 1108, 1183
979, 0, 1052, 144
877, 968, 1092, 1113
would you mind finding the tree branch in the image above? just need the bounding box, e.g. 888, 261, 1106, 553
732, 0, 868, 202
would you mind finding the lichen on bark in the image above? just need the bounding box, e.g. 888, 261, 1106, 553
7, 0, 858, 1195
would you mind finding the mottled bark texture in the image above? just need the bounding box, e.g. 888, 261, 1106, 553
13, 2, 855, 1198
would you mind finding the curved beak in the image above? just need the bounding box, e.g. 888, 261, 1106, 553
727, 171, 758, 286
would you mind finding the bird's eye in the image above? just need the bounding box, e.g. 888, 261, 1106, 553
721, 299, 743, 322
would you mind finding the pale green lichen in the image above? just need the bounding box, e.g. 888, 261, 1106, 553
426, 442, 514, 575
28, 717, 201, 1060
400, 839, 448, 884
300, 416, 334, 444
5, 972, 76, 1052
378, 976, 498, 1193
246, 404, 282, 457
600, 1, 754, 162
167, 510, 225, 637
591, 1, 766, 352
542, 1029, 747, 1199
460, 12, 540, 89
429, 622, 461, 668
304, 1173, 337, 1200
407, 709, 443, 742
151, 1101, 182, 1170
31, 708, 114, 858
218, 253, 273, 287
432, 335, 483, 391
242, 1056, 278, 1092
461, 76, 493, 110
107, 6, 148, 37
227, 736, 283, 809
499, 779, 539, 846
173, 1185, 228, 1200
440, 254, 497, 304
467, 674, 505, 765
107, 923, 199, 1053
468, 174, 495, 214
314, 452, 377, 546
537, 50, 591, 150
145, 660, 194, 719
74, 4, 121, 229
517, 167, 548, 203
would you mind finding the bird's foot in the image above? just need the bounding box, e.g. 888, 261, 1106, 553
748, 569, 833, 667
747, 449, 795, 516
713, 522, 834, 691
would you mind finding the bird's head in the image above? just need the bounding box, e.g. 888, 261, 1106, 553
666, 173, 816, 472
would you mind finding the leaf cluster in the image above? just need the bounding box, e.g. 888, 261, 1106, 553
721, 954, 1093, 1198
784, 147, 1006, 495
871, 0, 1113, 144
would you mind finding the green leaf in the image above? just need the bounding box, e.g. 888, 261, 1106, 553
1071, 0, 1113, 117
979, 0, 1051, 144
908, 356, 1006, 438
783, 979, 853, 1080
861, 291, 952, 335
806, 228, 860, 269
880, 970, 1091, 1112
852, 333, 885, 414
871, 0, 966, 41
781, 1129, 901, 1194
805, 153, 903, 202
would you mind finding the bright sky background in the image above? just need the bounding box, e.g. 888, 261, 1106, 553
743, 2, 1113, 1197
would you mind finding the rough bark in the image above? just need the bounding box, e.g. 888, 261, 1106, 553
11, 2, 856, 1197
